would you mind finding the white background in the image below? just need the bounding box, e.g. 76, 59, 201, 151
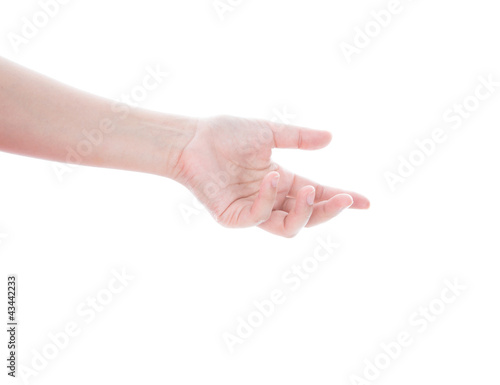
1, 0, 499, 384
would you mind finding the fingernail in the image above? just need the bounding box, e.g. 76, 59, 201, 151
345, 195, 354, 209
306, 189, 315, 205
336, 194, 353, 210
271, 175, 280, 188
339, 204, 352, 213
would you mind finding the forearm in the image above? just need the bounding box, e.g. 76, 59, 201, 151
0, 57, 195, 179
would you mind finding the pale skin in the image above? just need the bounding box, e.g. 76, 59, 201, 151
0, 57, 369, 237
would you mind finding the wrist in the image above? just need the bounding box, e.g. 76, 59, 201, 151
120, 108, 198, 180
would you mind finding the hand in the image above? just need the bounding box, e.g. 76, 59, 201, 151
173, 115, 370, 237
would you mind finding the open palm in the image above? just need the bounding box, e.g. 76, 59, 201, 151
175, 115, 369, 237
